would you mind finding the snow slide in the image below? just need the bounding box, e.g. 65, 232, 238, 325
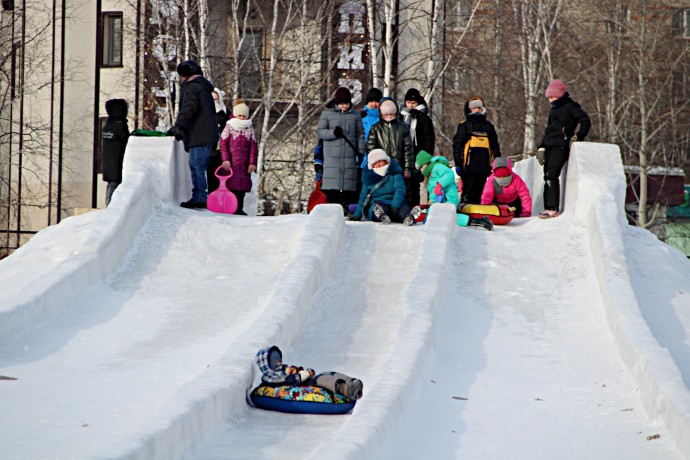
1, 138, 689, 459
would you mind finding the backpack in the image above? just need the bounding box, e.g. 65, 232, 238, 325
462, 131, 493, 170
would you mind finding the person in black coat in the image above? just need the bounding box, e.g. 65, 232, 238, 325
207, 88, 230, 194
101, 99, 130, 206
452, 96, 501, 205
167, 60, 220, 208
399, 88, 436, 206
537, 79, 591, 218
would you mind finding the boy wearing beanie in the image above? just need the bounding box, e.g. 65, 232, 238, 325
415, 150, 493, 230
400, 87, 436, 207
452, 96, 501, 205
361, 87, 382, 144
365, 96, 415, 207
537, 79, 591, 218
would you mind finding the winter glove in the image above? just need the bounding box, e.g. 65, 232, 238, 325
455, 166, 462, 177
434, 191, 445, 203
333, 126, 344, 138
166, 126, 184, 141
403, 168, 412, 179
433, 182, 443, 196
536, 148, 546, 166
360, 110, 367, 118
298, 370, 312, 383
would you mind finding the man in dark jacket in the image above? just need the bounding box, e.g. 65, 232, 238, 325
452, 96, 501, 205
101, 99, 130, 206
167, 60, 219, 208
400, 88, 435, 206
537, 79, 591, 218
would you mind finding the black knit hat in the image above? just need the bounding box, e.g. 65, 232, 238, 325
333, 87, 352, 105
404, 88, 424, 104
365, 88, 383, 104
177, 60, 203, 78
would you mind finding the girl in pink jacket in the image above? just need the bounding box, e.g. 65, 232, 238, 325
481, 157, 532, 217
219, 102, 258, 215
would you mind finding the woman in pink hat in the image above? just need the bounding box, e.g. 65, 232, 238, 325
536, 79, 591, 218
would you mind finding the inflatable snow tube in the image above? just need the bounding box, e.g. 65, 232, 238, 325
460, 203, 515, 225
248, 384, 356, 414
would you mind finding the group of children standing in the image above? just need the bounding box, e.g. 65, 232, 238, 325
314, 79, 590, 225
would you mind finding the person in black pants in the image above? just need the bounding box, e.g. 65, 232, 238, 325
400, 88, 436, 206
537, 79, 591, 218
452, 96, 501, 205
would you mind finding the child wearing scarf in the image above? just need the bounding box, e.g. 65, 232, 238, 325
480, 157, 532, 217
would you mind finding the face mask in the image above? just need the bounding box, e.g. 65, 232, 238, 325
495, 175, 512, 187
373, 165, 389, 176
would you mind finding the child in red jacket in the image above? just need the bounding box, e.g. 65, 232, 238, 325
481, 157, 532, 217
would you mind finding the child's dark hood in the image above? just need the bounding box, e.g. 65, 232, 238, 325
362, 158, 403, 186
105, 99, 128, 121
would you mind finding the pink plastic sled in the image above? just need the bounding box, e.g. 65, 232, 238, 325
207, 166, 239, 215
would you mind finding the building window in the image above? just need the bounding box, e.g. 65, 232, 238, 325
101, 12, 123, 67
673, 9, 690, 38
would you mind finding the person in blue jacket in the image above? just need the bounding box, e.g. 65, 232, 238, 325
256, 346, 363, 401
352, 149, 420, 225
361, 87, 382, 143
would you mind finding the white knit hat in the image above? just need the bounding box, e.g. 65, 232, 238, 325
367, 149, 390, 169
233, 103, 249, 118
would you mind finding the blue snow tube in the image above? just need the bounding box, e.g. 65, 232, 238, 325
248, 384, 356, 415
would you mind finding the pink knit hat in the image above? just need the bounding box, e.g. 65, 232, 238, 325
545, 79, 567, 98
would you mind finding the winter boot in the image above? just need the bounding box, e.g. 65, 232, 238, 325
403, 206, 423, 226
372, 203, 391, 224
469, 215, 493, 231
538, 209, 560, 219
337, 378, 363, 401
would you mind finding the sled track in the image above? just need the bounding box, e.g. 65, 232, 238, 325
1, 138, 690, 459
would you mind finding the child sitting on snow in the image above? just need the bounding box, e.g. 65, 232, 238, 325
415, 150, 493, 230
255, 346, 364, 401
352, 149, 419, 225
480, 157, 532, 217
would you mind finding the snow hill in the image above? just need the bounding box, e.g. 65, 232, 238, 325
0, 138, 689, 459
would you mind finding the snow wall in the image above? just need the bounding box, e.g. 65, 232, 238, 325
1, 138, 689, 459
516, 144, 690, 457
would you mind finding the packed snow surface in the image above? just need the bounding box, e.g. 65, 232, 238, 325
0, 138, 689, 459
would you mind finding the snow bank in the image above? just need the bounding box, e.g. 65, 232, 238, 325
568, 143, 690, 456
309, 204, 458, 459
0, 137, 187, 348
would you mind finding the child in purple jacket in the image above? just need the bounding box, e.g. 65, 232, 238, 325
219, 102, 258, 215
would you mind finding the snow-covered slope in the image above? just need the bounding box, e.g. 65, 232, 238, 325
0, 139, 688, 459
